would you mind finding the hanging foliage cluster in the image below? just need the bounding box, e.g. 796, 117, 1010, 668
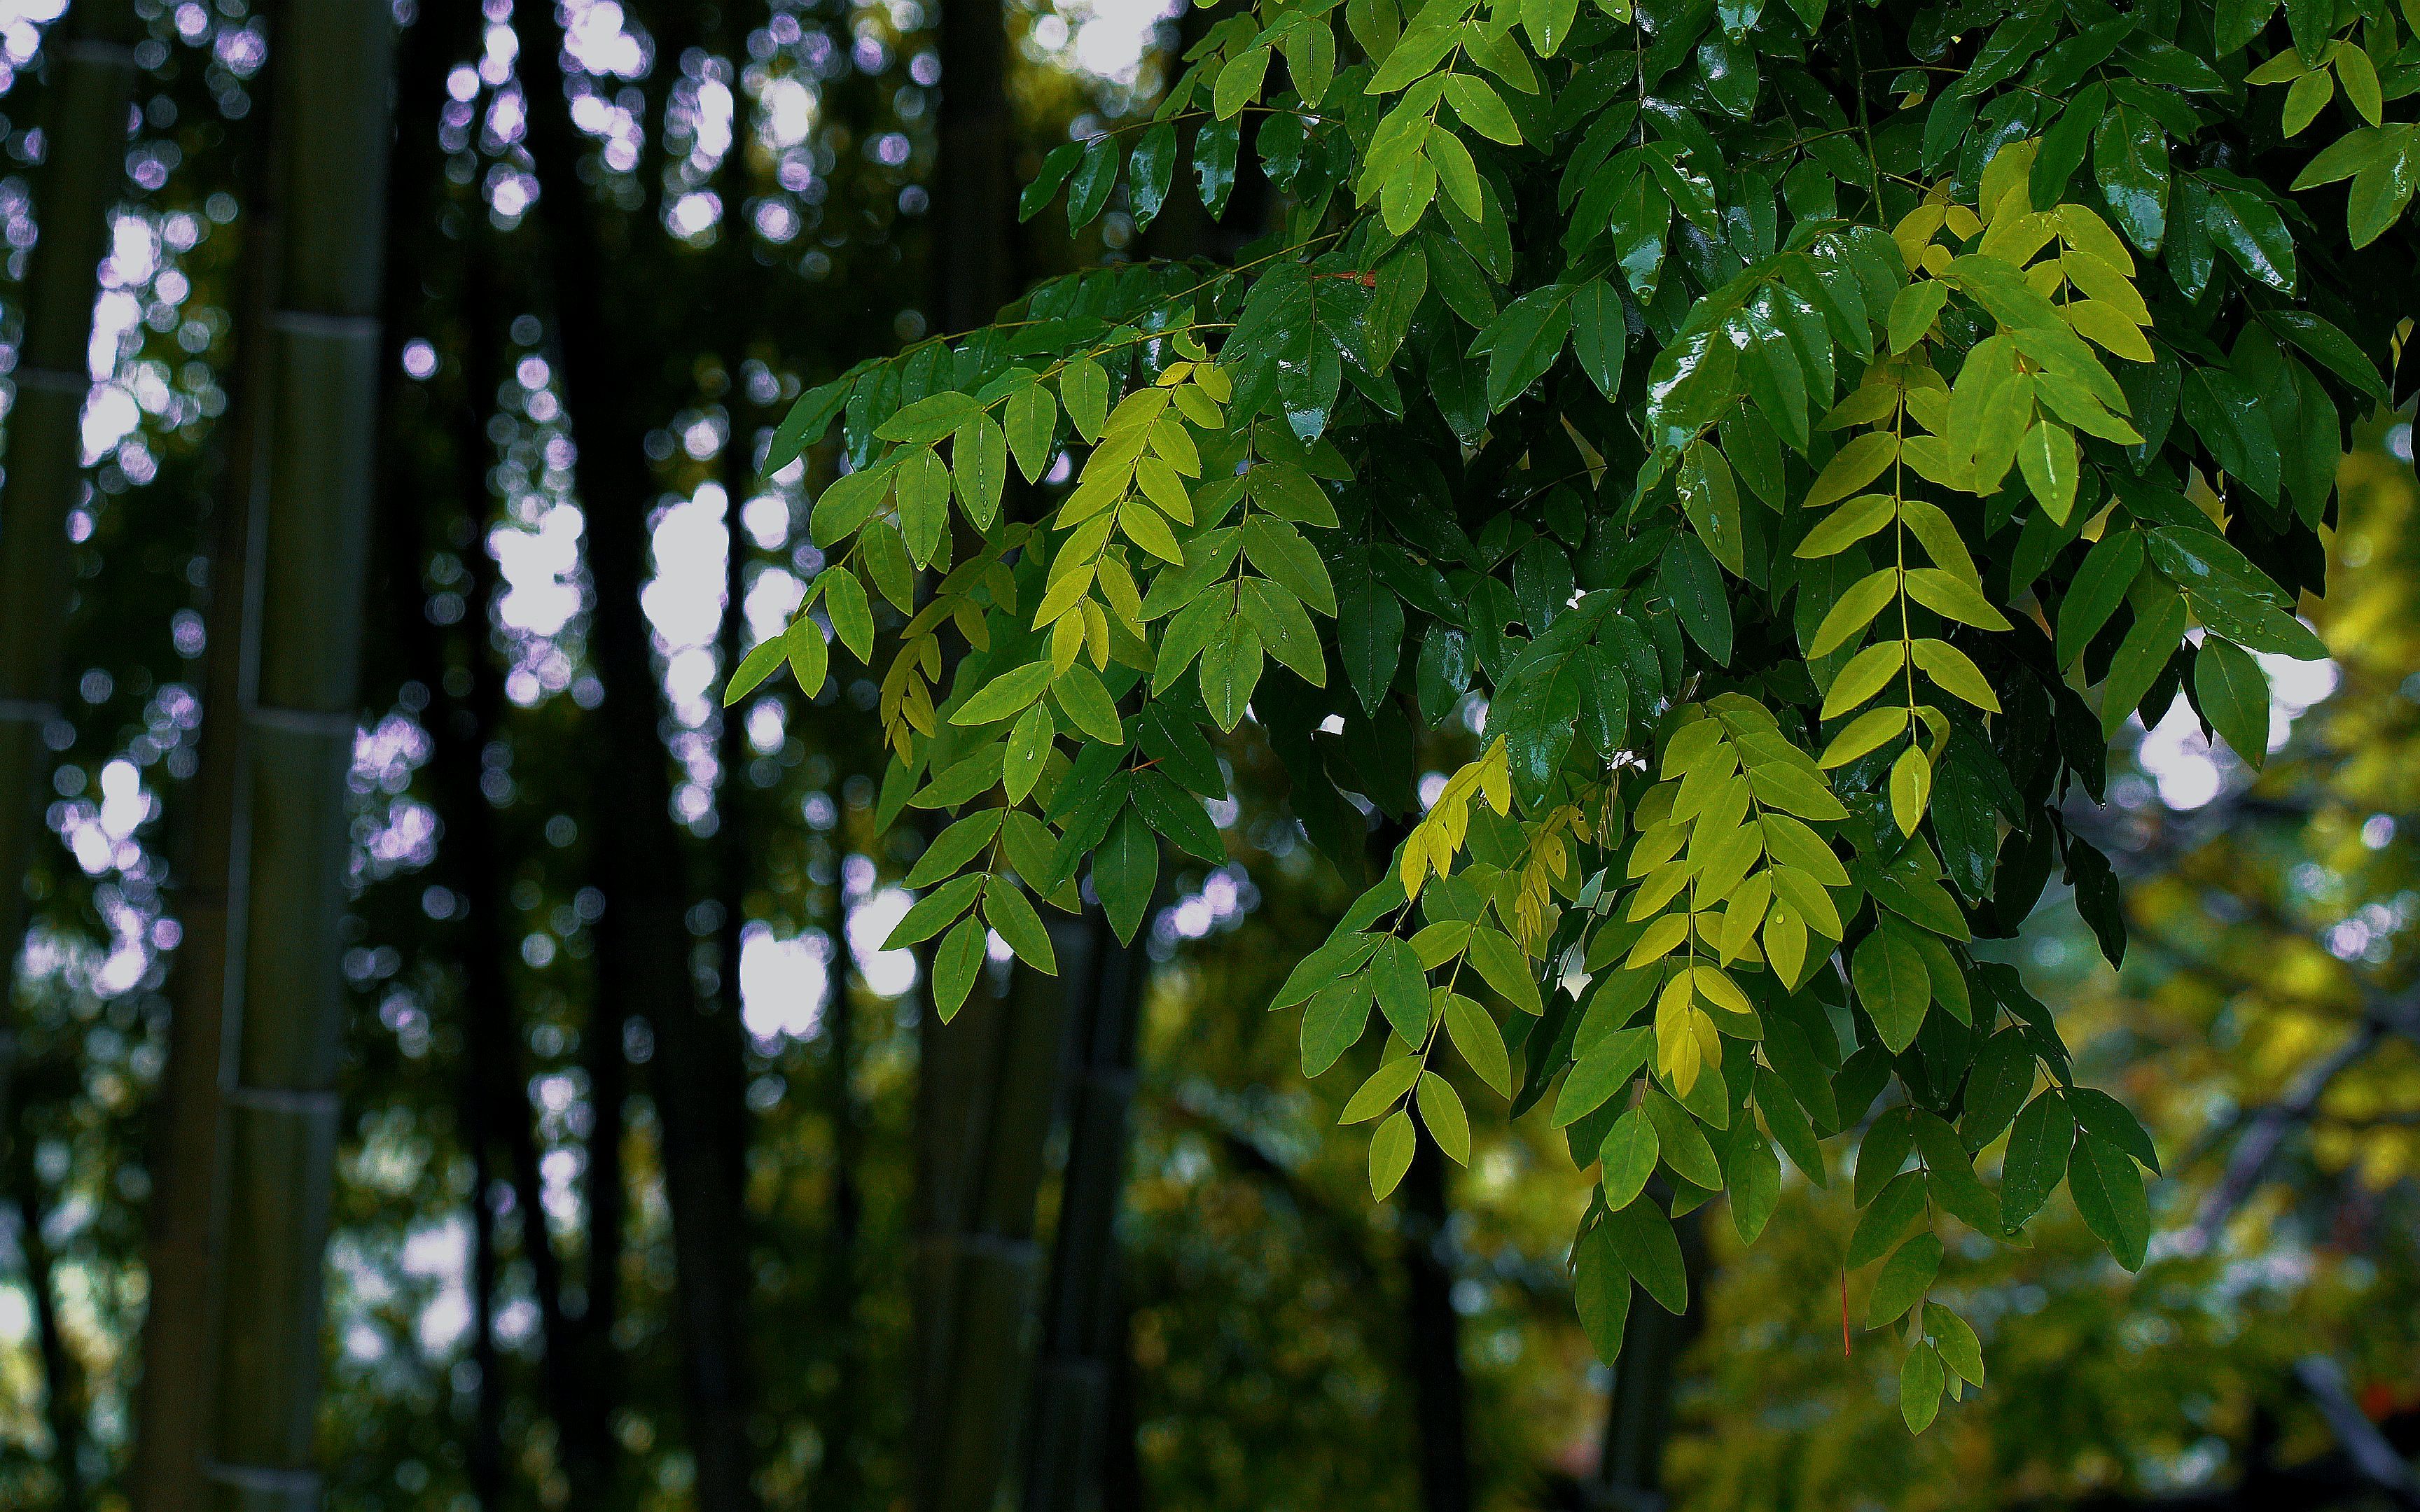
727, 0, 2416, 1430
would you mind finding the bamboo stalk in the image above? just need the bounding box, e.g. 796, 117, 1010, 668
1588, 1203, 1709, 1508
513, 7, 763, 1504
370, 6, 512, 1500
437, 275, 599, 1505
815, 952, 865, 1508
131, 50, 274, 1512
1023, 910, 1150, 1512
1402, 1132, 1475, 1512
933, 0, 1017, 332
911, 927, 1080, 1512
14, 1152, 85, 1512
0, 0, 140, 1124
199, 2, 396, 1506
905, 0, 1057, 1498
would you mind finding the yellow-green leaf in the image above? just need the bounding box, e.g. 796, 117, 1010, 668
1822, 639, 1907, 719
1417, 1071, 1471, 1163
1820, 704, 1911, 768
1804, 432, 1900, 511
1809, 568, 1902, 657
1910, 638, 2001, 711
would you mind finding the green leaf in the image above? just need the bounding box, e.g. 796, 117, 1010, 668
1466, 927, 1543, 1014
1444, 72, 1523, 144
952, 659, 1056, 726
2033, 83, 2108, 207
1852, 926, 1931, 1054
1195, 116, 1242, 216
2193, 637, 2269, 768
1643, 1089, 1723, 1189
1868, 1233, 1943, 1327
1302, 975, 1377, 1077
1197, 615, 1265, 732
1522, 0, 1580, 57
1903, 569, 2012, 631
1246, 461, 1338, 527
2338, 43, 2384, 126
1274, 931, 1384, 1009
724, 634, 789, 706
1003, 704, 1052, 804
1568, 276, 1626, 394
1959, 1030, 2036, 1152
1062, 358, 1111, 442
1659, 531, 1733, 664
1417, 1071, 1470, 1163
809, 462, 893, 547
2094, 103, 2169, 252
1372, 937, 1432, 1043
1132, 769, 1225, 862
2204, 186, 2297, 292
2066, 1086, 2162, 1174
884, 873, 985, 950
764, 377, 850, 475
1052, 663, 1126, 744
1848, 1169, 1927, 1266
1574, 1222, 1633, 1363
1721, 1123, 1781, 1243
1481, 287, 1576, 412
2265, 310, 2388, 402
896, 447, 952, 565
1926, 1301, 1985, 1385
2068, 1130, 2150, 1269
1554, 1026, 1653, 1127
2213, 0, 2274, 52
1809, 568, 1898, 657
1601, 1195, 1689, 1313
2057, 529, 2145, 665
952, 414, 1008, 528
1856, 1108, 1914, 1208
1067, 133, 1120, 228
1379, 151, 1440, 234
2016, 422, 2079, 524
1092, 806, 1160, 944
1598, 1105, 1660, 1208
932, 916, 987, 1022
1006, 383, 1059, 482
2000, 1089, 2075, 1228
1367, 245, 1430, 367
1442, 992, 1511, 1096
1344, 1054, 1424, 1124
1019, 141, 1083, 222
1127, 120, 1177, 228
1242, 517, 1338, 616
2099, 587, 2188, 738
823, 569, 874, 662
905, 809, 1004, 888
1901, 1343, 1946, 1432
1428, 123, 1484, 219
1370, 1108, 1417, 1198
2282, 68, 2334, 136
983, 881, 1059, 972
877, 390, 984, 444
1887, 280, 1947, 354
2346, 129, 2420, 247
1213, 45, 1270, 120
1807, 432, 1901, 512
1239, 578, 1326, 687
1279, 19, 1336, 106
1337, 557, 1407, 714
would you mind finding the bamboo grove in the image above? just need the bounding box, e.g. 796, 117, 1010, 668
725, 0, 2419, 1429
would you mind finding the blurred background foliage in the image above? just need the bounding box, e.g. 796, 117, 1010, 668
0, 0, 2412, 1508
